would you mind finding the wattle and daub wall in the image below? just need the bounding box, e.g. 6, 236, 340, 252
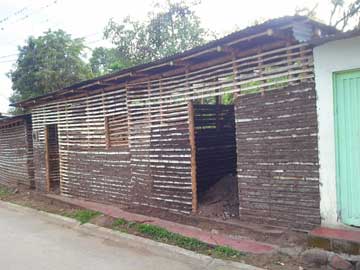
235, 83, 320, 230
29, 41, 320, 229
0, 115, 34, 188
31, 88, 132, 205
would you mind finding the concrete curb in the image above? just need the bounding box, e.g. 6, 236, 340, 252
0, 201, 264, 270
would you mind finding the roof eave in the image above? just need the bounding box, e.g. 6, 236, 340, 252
14, 16, 338, 108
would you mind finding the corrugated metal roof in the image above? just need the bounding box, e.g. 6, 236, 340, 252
310, 29, 360, 46
14, 15, 338, 108
0, 114, 30, 126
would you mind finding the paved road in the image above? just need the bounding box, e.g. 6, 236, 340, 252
0, 203, 256, 270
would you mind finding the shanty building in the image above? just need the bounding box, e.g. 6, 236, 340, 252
14, 16, 339, 230
0, 114, 34, 188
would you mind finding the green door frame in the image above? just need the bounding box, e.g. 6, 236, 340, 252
333, 68, 360, 226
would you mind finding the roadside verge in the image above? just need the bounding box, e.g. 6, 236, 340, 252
0, 200, 263, 270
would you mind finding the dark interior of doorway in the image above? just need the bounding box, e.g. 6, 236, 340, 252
45, 124, 60, 193
193, 95, 239, 219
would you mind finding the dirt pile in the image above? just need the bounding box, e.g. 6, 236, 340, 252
198, 174, 239, 219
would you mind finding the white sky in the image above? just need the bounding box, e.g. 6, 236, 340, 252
0, 0, 337, 113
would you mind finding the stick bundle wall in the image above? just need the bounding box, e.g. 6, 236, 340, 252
235, 83, 320, 230
0, 116, 34, 188
31, 89, 131, 204
125, 42, 314, 215
28, 38, 321, 228
127, 82, 192, 214
193, 104, 237, 195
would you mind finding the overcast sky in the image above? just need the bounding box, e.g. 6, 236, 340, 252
0, 0, 338, 113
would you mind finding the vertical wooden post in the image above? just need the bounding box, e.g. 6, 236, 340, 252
215, 79, 221, 133
215, 80, 221, 105
147, 81, 152, 122
104, 116, 110, 149
188, 101, 198, 213
101, 91, 108, 149
159, 79, 164, 124
56, 103, 62, 194
287, 42, 293, 84
257, 49, 265, 96
299, 46, 307, 83
85, 94, 90, 149
185, 67, 191, 99
44, 126, 50, 193
125, 85, 131, 148
232, 52, 239, 100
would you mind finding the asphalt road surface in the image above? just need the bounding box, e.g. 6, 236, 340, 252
0, 203, 256, 270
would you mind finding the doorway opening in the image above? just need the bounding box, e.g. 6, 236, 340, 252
190, 95, 239, 219
45, 124, 60, 193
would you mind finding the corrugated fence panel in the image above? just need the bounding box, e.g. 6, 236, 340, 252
235, 83, 320, 230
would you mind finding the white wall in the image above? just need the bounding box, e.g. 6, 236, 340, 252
314, 36, 360, 227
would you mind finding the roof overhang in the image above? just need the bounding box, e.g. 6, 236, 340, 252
13, 16, 338, 109
0, 114, 30, 128
309, 29, 360, 47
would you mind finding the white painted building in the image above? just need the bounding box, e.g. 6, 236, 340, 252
313, 33, 360, 227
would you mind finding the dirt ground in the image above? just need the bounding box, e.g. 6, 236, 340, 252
0, 187, 82, 216
198, 174, 240, 219
0, 186, 317, 270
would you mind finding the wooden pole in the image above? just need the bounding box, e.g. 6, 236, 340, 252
159, 79, 164, 124
125, 84, 131, 147
45, 126, 50, 193
104, 116, 110, 149
188, 101, 198, 213
232, 52, 239, 101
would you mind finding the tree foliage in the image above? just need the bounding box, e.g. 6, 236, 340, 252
9, 30, 92, 113
90, 0, 209, 75
89, 47, 130, 76
329, 0, 360, 30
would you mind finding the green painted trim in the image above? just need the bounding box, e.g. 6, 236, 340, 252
333, 69, 360, 226
332, 72, 342, 220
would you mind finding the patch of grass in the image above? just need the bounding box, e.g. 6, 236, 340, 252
111, 219, 246, 260
135, 223, 208, 251
212, 245, 244, 258
65, 210, 101, 224
172, 234, 208, 251
114, 221, 208, 252
112, 218, 128, 227
135, 223, 173, 239
0, 186, 11, 198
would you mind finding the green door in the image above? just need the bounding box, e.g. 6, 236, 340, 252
334, 70, 360, 226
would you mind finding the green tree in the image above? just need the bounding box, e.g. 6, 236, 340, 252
9, 29, 93, 113
89, 47, 131, 76
296, 0, 360, 30
98, 0, 209, 70
329, 0, 360, 30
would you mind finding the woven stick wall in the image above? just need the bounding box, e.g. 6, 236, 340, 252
30, 42, 315, 215
0, 117, 34, 187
